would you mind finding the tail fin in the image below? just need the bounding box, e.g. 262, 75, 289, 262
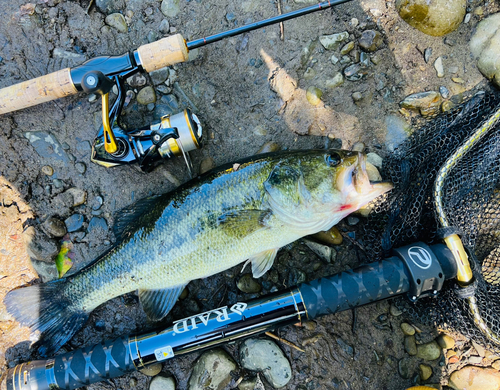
4, 279, 88, 357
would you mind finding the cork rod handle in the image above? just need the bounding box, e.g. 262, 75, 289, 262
0, 68, 77, 115
136, 34, 189, 73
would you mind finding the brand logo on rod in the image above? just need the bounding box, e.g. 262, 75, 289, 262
172, 302, 247, 335
408, 246, 432, 269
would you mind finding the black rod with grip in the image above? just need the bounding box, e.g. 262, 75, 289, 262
186, 0, 352, 50
5, 243, 456, 390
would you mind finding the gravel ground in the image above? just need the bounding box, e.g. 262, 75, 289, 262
0, 0, 499, 389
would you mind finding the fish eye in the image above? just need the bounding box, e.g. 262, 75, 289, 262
327, 152, 342, 167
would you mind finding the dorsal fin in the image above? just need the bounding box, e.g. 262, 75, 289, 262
113, 194, 166, 243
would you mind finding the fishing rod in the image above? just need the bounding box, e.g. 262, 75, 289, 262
0, 0, 352, 173
5, 242, 456, 390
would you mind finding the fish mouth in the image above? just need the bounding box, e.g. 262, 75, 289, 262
336, 152, 393, 207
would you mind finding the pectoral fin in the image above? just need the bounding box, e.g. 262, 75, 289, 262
217, 210, 270, 238
242, 248, 279, 278
138, 284, 187, 321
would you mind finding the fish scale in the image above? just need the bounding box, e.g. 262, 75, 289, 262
4, 149, 392, 356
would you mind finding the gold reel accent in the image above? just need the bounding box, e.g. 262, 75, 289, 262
102, 93, 118, 154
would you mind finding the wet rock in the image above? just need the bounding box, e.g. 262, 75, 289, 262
199, 157, 215, 174
159, 19, 170, 34
449, 366, 500, 390
401, 322, 416, 336
400, 91, 442, 116
439, 86, 450, 99
303, 67, 316, 80
65, 214, 84, 233
139, 362, 162, 377
30, 259, 58, 282
256, 142, 280, 154
358, 30, 383, 52
96, 0, 125, 14
434, 57, 444, 78
306, 86, 322, 106
137, 86, 157, 105
24, 132, 68, 162
161, 0, 180, 17
416, 341, 441, 361
66, 188, 87, 207
24, 226, 58, 263
41, 165, 54, 176
150, 67, 170, 85
91, 196, 104, 210
470, 13, 500, 88
386, 115, 410, 152
53, 49, 86, 64
127, 74, 147, 88
75, 162, 86, 174
42, 216, 67, 238
352, 92, 363, 103
390, 303, 403, 317
344, 63, 368, 81
405, 336, 417, 356
240, 339, 292, 388
395, 0, 466, 37
150, 375, 175, 390
304, 240, 336, 263
237, 274, 262, 293
319, 32, 349, 50
105, 13, 128, 33
419, 364, 433, 381
330, 54, 339, 64
312, 226, 343, 246
87, 217, 108, 233
424, 47, 432, 63
398, 357, 412, 379
340, 41, 355, 55
436, 334, 455, 349
325, 72, 344, 89
188, 349, 236, 390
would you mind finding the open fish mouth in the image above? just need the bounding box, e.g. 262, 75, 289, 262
336, 152, 393, 207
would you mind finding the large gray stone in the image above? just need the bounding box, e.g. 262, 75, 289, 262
188, 349, 236, 390
470, 13, 500, 88
240, 339, 292, 388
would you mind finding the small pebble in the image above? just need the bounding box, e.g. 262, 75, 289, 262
42, 216, 67, 238
253, 125, 267, 136
347, 216, 360, 225
319, 32, 349, 50
88, 94, 97, 102
350, 18, 359, 28
401, 322, 415, 336
439, 86, 450, 99
92, 196, 104, 211
129, 377, 138, 387
340, 41, 355, 55
105, 13, 128, 33
358, 30, 384, 52
53, 179, 64, 189
137, 86, 156, 105
416, 341, 441, 361
237, 274, 262, 293
199, 157, 216, 174
257, 142, 280, 154
330, 54, 339, 65
139, 362, 162, 377
352, 92, 363, 102
325, 72, 344, 89
419, 364, 433, 381
312, 226, 343, 246
398, 357, 412, 379
436, 334, 455, 349
424, 47, 432, 64
66, 188, 87, 207
159, 19, 170, 34
452, 77, 465, 84
149, 375, 175, 390
75, 162, 86, 174
306, 86, 323, 106
390, 303, 402, 317
189, 349, 236, 389
41, 165, 54, 176
464, 13, 471, 23
405, 336, 417, 356
64, 214, 84, 233
434, 57, 444, 77
468, 356, 483, 365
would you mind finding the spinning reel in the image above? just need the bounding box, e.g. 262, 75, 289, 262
79, 69, 202, 174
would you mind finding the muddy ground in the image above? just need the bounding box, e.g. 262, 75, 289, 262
0, 0, 498, 389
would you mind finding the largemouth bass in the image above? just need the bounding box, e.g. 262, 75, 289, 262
5, 149, 392, 356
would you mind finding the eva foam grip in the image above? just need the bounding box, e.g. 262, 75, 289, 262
299, 257, 411, 319
0, 68, 77, 115
136, 34, 188, 73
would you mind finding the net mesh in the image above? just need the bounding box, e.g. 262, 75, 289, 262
363, 87, 500, 352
